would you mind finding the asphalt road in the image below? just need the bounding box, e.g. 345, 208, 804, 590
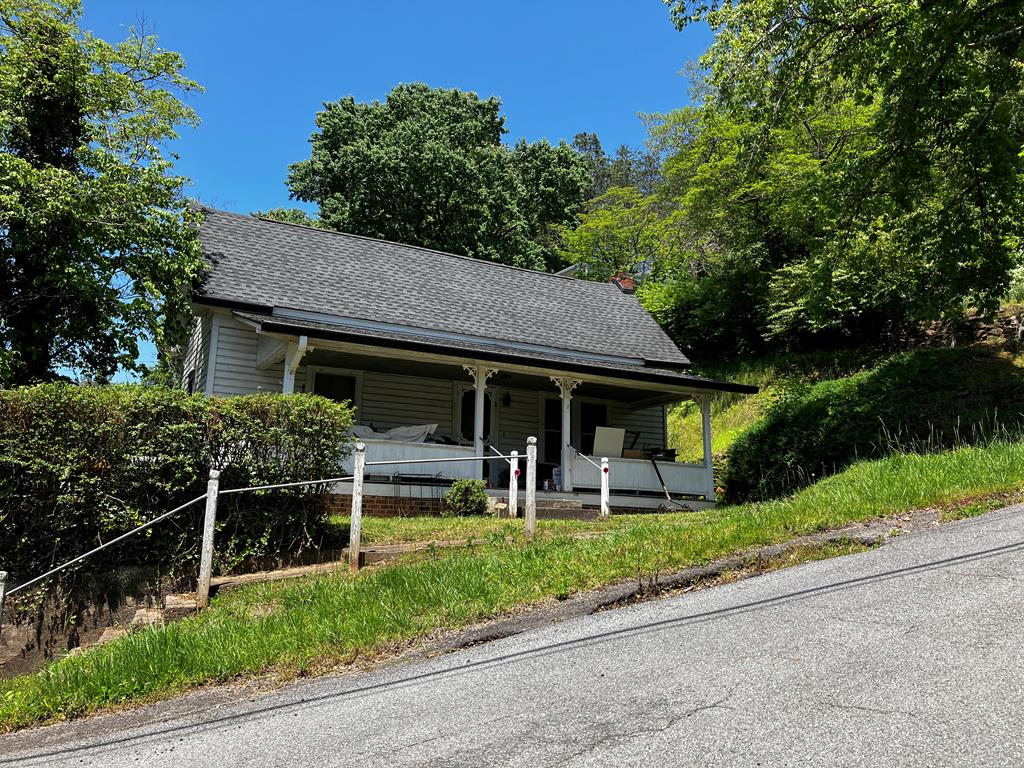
4, 505, 1024, 767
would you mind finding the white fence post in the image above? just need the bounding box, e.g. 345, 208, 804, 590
525, 436, 537, 539
196, 469, 220, 610
349, 442, 366, 571
509, 450, 519, 518
600, 457, 610, 519
0, 570, 7, 638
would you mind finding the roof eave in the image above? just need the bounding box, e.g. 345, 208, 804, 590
248, 315, 757, 395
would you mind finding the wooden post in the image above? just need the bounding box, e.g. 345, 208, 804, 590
282, 335, 309, 395
196, 469, 220, 609
0, 570, 7, 639
549, 377, 580, 492
700, 395, 715, 501
600, 457, 610, 519
348, 442, 366, 571
509, 450, 519, 518
464, 365, 497, 481
525, 436, 537, 539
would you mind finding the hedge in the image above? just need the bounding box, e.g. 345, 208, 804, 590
0, 384, 354, 601
722, 347, 1024, 503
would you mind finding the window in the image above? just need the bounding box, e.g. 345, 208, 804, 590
459, 390, 491, 442
543, 397, 561, 464
313, 372, 357, 404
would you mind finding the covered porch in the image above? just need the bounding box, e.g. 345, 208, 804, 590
253, 325, 721, 509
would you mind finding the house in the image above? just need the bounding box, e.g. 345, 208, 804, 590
183, 207, 756, 513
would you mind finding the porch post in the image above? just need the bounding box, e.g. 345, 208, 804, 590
282, 335, 309, 394
463, 364, 497, 479
700, 395, 715, 501
549, 376, 581, 492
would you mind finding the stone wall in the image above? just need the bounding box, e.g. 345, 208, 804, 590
918, 305, 1024, 350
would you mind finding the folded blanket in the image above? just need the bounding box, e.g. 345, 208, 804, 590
351, 423, 438, 443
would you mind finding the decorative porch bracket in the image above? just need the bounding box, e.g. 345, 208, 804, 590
463, 364, 498, 479
549, 376, 581, 491
282, 335, 311, 394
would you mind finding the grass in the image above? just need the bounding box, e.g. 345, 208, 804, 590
666, 347, 893, 462
343, 513, 636, 545
3, 439, 1024, 731
669, 391, 769, 462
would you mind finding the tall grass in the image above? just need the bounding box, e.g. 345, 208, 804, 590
3, 439, 1023, 731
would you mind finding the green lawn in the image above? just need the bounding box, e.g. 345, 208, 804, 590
3, 439, 1024, 731
348, 512, 636, 545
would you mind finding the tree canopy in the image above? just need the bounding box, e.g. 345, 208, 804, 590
0, 0, 201, 386
563, 1, 1024, 359
287, 83, 591, 270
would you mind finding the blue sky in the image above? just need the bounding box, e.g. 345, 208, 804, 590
82, 1, 711, 375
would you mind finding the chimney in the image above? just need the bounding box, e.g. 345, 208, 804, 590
611, 272, 635, 294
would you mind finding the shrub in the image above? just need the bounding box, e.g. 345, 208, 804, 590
442, 479, 488, 516
0, 384, 354, 622
723, 347, 1024, 503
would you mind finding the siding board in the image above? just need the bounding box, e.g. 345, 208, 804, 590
200, 314, 668, 452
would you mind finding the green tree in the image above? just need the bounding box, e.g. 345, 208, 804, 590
287, 83, 590, 270
665, 0, 1024, 329
572, 131, 660, 196
252, 207, 323, 229
560, 187, 680, 282
0, 0, 201, 386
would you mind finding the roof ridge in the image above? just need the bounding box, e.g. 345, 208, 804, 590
201, 205, 620, 291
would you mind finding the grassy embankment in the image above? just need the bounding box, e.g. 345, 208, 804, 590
669, 346, 1024, 464
3, 438, 1024, 731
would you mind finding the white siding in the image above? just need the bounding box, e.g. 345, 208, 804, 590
195, 311, 667, 452
492, 387, 541, 454
358, 372, 455, 435
612, 404, 667, 451
211, 315, 283, 395
180, 315, 210, 393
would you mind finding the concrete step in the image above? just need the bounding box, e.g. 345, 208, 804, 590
536, 499, 584, 510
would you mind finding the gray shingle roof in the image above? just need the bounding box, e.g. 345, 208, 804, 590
196, 208, 690, 367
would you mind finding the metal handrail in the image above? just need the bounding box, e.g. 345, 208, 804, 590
6, 493, 209, 597
219, 475, 354, 495
5, 474, 359, 597
3, 443, 538, 620
489, 445, 513, 466
364, 453, 520, 467
570, 446, 603, 470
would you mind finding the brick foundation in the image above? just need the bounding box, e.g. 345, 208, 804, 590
325, 493, 699, 519
326, 493, 447, 518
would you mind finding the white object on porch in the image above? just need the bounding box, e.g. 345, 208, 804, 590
570, 455, 708, 498
592, 426, 625, 458
342, 438, 479, 480
351, 423, 437, 443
